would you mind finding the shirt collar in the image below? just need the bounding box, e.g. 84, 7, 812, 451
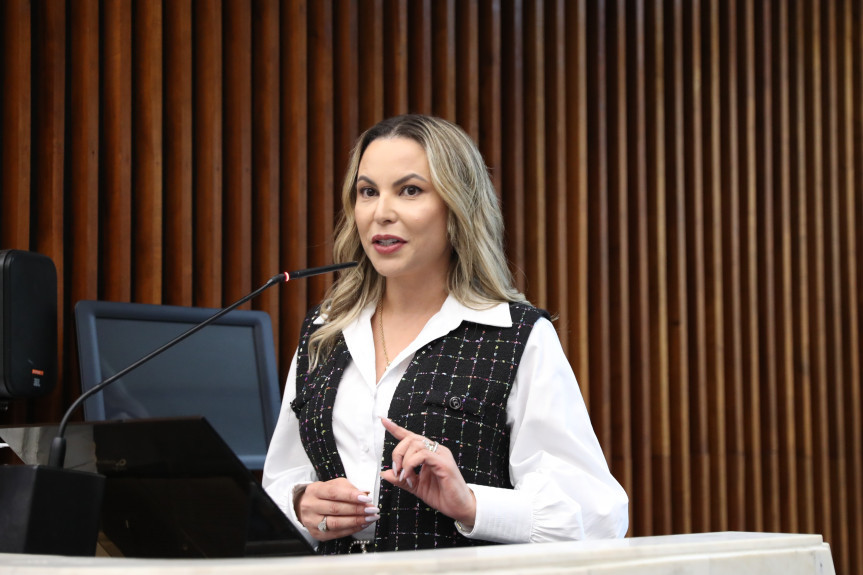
341, 294, 513, 353
437, 294, 513, 330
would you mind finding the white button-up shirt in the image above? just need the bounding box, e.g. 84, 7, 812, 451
263, 295, 629, 548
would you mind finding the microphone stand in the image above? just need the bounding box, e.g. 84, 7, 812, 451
49, 262, 356, 468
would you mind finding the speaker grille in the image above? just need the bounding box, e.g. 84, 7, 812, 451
0, 250, 58, 399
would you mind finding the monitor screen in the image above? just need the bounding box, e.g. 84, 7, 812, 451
74, 300, 281, 470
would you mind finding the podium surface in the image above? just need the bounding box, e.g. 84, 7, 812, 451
0, 532, 835, 574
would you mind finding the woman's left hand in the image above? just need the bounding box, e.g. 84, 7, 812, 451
379, 417, 477, 528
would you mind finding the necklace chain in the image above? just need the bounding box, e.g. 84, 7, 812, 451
378, 298, 391, 368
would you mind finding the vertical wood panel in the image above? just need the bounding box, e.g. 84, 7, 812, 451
193, 0, 223, 308
523, 0, 546, 308
223, 0, 253, 305
68, 0, 100, 304
662, 0, 690, 535
384, 0, 409, 116
564, 0, 590, 412
500, 0, 526, 299
66, 0, 100, 415
855, 12, 863, 526
0, 0, 31, 249
478, 0, 502, 194
586, 0, 611, 448
752, 0, 776, 534
164, 0, 194, 306
703, 0, 729, 531
132, 0, 163, 304
408, 0, 433, 114
838, 0, 863, 566
455, 0, 479, 139
252, 0, 281, 328
788, 0, 816, 535
718, 0, 745, 531
769, 0, 799, 535
739, 0, 766, 532
358, 0, 383, 128
607, 0, 632, 519
279, 0, 309, 380
625, 1, 652, 533
333, 0, 359, 189
625, 0, 652, 536
432, 0, 456, 120
101, 0, 132, 303
544, 0, 567, 348
681, 0, 710, 533
307, 0, 335, 299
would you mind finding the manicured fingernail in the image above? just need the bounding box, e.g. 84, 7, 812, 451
365, 514, 380, 523
364, 506, 379, 514
357, 494, 373, 503
398, 469, 406, 482
392, 460, 399, 474
406, 477, 414, 489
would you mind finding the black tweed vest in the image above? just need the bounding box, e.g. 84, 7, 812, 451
290, 302, 548, 554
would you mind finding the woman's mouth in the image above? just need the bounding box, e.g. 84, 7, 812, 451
372, 235, 405, 254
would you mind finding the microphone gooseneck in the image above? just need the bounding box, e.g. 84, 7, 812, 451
47, 261, 358, 468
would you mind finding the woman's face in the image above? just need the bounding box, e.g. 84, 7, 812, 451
354, 137, 451, 286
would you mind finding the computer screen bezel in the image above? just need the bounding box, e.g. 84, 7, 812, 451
74, 299, 282, 470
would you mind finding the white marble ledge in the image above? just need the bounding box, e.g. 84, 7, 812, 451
0, 531, 835, 575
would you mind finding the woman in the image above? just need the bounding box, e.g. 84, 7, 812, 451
263, 114, 628, 554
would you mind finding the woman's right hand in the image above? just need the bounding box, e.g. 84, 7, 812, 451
295, 477, 379, 541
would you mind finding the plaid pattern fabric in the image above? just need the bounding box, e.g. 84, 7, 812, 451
291, 303, 548, 554
290, 307, 350, 482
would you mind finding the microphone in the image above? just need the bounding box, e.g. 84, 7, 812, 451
47, 261, 358, 469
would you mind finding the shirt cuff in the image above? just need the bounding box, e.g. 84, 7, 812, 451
459, 483, 533, 544
278, 482, 319, 549
289, 482, 312, 529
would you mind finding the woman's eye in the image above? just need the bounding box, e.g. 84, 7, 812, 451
402, 185, 422, 197
358, 187, 377, 198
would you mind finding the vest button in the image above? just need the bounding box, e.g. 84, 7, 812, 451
448, 396, 463, 410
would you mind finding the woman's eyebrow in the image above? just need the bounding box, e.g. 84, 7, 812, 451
393, 173, 429, 186
357, 173, 429, 187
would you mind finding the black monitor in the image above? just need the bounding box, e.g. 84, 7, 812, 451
74, 300, 281, 470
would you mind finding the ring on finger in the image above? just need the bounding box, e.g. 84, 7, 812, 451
423, 438, 439, 453
318, 516, 329, 533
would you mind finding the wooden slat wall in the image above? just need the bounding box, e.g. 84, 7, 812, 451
0, 1, 860, 572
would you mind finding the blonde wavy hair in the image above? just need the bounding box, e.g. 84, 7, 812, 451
308, 114, 527, 368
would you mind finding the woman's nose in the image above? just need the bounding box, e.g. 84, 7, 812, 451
374, 191, 397, 222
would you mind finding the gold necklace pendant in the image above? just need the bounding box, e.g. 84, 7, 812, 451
378, 298, 391, 368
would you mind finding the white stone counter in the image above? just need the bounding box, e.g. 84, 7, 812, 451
0, 531, 835, 575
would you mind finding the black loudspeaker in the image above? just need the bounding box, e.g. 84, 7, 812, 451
0, 250, 58, 399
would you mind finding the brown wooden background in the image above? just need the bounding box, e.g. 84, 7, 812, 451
1, 0, 860, 572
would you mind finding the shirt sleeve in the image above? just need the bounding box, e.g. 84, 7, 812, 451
461, 317, 630, 544
261, 350, 320, 548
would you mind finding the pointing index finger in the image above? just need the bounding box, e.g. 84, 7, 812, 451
380, 416, 410, 440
